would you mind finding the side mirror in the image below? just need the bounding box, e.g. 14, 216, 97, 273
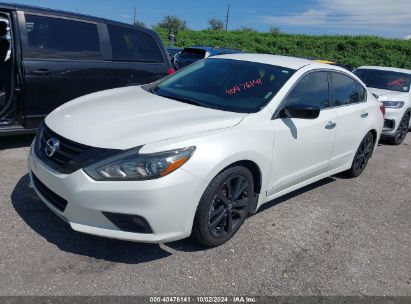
283, 103, 320, 119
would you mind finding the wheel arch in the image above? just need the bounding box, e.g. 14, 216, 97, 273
208, 159, 263, 215
225, 160, 262, 194
369, 129, 378, 147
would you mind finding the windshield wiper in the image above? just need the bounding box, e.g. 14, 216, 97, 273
157, 94, 205, 107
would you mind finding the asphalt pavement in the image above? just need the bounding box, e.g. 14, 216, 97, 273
0, 134, 410, 296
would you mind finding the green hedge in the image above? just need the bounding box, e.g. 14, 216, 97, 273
157, 29, 411, 69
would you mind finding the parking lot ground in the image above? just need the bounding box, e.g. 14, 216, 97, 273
0, 135, 410, 296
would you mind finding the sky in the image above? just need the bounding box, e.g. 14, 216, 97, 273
3, 0, 411, 38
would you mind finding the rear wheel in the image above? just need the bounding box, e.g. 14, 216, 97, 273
345, 132, 374, 178
388, 113, 409, 145
192, 166, 254, 247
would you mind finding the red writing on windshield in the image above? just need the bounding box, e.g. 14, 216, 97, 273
388, 78, 406, 87
225, 78, 263, 95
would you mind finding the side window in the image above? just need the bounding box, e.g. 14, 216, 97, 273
332, 72, 360, 106
284, 71, 330, 109
107, 25, 164, 63
25, 14, 101, 60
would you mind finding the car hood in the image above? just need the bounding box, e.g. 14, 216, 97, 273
368, 87, 409, 101
45, 86, 246, 149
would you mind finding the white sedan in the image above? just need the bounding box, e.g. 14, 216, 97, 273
28, 54, 384, 246
354, 66, 411, 145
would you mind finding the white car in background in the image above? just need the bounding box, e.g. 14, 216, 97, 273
29, 54, 384, 247
354, 66, 411, 145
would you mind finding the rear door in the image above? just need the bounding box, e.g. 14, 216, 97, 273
107, 24, 170, 87
329, 71, 370, 170
19, 12, 115, 129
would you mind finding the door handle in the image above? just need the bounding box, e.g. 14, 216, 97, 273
360, 112, 369, 118
31, 69, 51, 76
325, 121, 337, 130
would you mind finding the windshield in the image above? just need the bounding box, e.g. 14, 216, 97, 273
151, 58, 295, 113
354, 69, 411, 93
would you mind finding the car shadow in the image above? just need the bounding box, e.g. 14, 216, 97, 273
0, 134, 35, 150
167, 177, 337, 252
255, 177, 336, 214
11, 174, 172, 264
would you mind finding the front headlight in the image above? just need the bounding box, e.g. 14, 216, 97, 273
84, 146, 195, 181
382, 101, 405, 109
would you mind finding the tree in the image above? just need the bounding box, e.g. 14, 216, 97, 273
134, 20, 146, 28
208, 19, 224, 31
269, 26, 281, 34
240, 26, 257, 32
155, 16, 188, 32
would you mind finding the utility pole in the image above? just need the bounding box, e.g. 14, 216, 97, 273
225, 2, 230, 31
133, 7, 137, 24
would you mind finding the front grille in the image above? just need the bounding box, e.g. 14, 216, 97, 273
39, 125, 89, 166
34, 124, 120, 174
32, 174, 68, 212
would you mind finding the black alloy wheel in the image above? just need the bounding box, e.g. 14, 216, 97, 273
390, 114, 410, 145
192, 166, 254, 247
208, 175, 250, 239
346, 132, 374, 178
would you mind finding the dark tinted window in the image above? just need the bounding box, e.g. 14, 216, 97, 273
284, 71, 330, 109
179, 48, 206, 59
152, 58, 295, 113
332, 72, 360, 106
25, 14, 101, 60
353, 69, 411, 93
108, 25, 164, 63
358, 83, 367, 101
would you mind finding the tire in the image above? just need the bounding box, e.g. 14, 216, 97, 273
192, 166, 254, 247
345, 132, 374, 178
388, 113, 410, 145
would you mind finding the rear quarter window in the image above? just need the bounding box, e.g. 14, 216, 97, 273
25, 14, 101, 60
179, 48, 206, 59
108, 25, 164, 63
331, 72, 361, 106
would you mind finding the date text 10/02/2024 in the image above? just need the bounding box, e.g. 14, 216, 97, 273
150, 296, 257, 303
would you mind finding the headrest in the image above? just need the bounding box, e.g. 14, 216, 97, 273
0, 21, 8, 36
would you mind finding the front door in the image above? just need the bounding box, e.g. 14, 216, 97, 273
268, 71, 337, 197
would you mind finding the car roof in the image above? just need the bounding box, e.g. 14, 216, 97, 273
357, 66, 411, 75
0, 2, 149, 31
211, 53, 318, 70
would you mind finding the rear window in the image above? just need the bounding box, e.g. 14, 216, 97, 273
25, 14, 101, 60
179, 48, 206, 59
331, 72, 361, 106
108, 25, 164, 63
354, 69, 411, 93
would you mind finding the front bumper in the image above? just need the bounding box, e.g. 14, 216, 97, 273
28, 144, 207, 243
381, 108, 406, 136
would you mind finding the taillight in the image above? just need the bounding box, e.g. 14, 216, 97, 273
379, 104, 385, 116
167, 68, 176, 75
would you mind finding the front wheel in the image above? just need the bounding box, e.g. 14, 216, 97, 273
192, 166, 254, 247
388, 113, 410, 145
345, 132, 374, 178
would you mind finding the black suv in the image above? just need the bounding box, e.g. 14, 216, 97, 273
174, 46, 243, 70
0, 3, 173, 135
